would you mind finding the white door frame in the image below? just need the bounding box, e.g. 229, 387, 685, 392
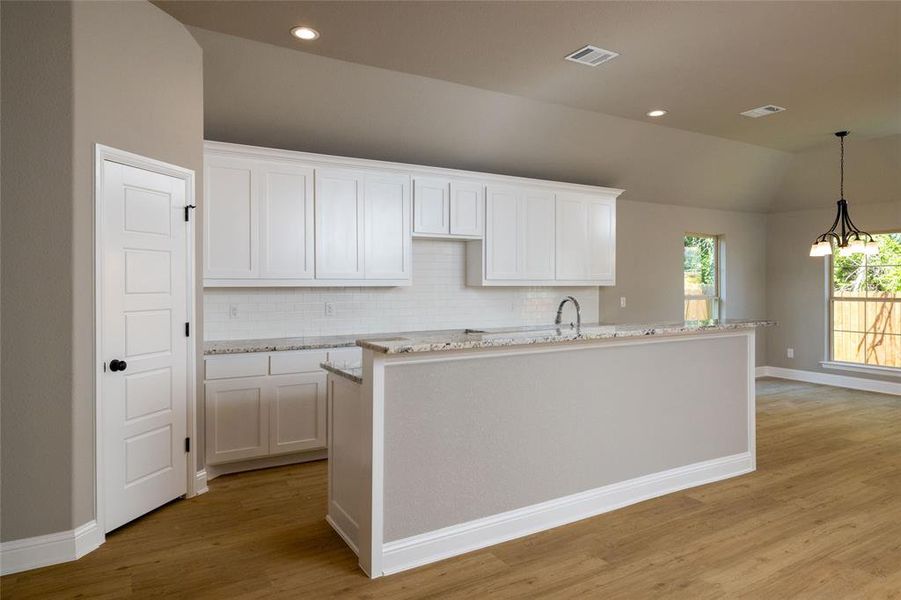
93, 144, 198, 537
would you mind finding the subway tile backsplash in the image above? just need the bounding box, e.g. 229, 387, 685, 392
203, 240, 599, 340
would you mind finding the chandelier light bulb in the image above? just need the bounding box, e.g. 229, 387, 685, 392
864, 240, 880, 256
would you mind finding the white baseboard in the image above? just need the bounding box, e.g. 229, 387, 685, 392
1, 520, 104, 576
194, 470, 209, 496
756, 365, 901, 395
380, 452, 753, 577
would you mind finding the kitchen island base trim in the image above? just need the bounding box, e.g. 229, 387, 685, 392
379, 451, 753, 576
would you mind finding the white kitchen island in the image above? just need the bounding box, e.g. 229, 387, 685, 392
323, 319, 774, 578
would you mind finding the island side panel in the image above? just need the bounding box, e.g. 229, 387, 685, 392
381, 332, 753, 543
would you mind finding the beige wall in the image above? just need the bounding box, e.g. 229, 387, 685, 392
599, 201, 769, 364
189, 27, 789, 213
0, 0, 203, 542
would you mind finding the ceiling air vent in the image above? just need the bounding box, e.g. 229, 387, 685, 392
564, 45, 619, 67
740, 105, 787, 118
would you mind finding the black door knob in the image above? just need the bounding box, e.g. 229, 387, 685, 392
109, 359, 127, 372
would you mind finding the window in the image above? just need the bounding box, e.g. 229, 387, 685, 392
831, 232, 901, 368
684, 234, 720, 321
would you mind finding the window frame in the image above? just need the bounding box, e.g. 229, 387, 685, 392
683, 232, 722, 321
826, 230, 901, 374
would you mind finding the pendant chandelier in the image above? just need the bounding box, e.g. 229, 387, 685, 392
809, 131, 878, 257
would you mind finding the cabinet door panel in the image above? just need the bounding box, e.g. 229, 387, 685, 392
450, 181, 484, 237
587, 197, 615, 282
413, 178, 449, 235
364, 173, 411, 280
269, 373, 327, 455
485, 187, 520, 279
204, 158, 257, 278
315, 169, 364, 279
260, 164, 314, 279
555, 194, 590, 280
205, 378, 268, 465
520, 190, 556, 280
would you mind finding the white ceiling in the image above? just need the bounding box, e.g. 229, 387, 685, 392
156, 0, 900, 152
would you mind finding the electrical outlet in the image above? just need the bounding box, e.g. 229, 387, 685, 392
325, 302, 335, 317
620, 297, 627, 308
228, 304, 239, 320
787, 348, 794, 359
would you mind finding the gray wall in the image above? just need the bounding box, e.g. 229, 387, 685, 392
771, 134, 901, 211
766, 201, 901, 382
383, 334, 751, 541
599, 201, 769, 364
189, 27, 788, 213
0, 0, 203, 542
1, 0, 76, 541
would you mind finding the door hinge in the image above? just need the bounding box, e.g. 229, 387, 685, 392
184, 204, 196, 222
185, 322, 190, 337
185, 437, 190, 453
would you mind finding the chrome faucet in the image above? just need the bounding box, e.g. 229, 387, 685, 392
555, 296, 581, 329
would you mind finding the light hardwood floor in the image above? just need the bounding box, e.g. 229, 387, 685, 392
3, 379, 900, 599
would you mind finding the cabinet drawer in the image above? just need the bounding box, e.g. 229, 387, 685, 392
205, 354, 269, 380
328, 347, 362, 365
269, 350, 329, 375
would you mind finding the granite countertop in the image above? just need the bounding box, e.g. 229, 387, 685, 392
320, 361, 363, 384
204, 334, 361, 355
205, 328, 495, 355
357, 319, 776, 354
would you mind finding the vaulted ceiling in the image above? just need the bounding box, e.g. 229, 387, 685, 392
156, 0, 900, 152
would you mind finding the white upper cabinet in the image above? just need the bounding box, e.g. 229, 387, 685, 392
413, 177, 450, 235
204, 156, 258, 279
203, 142, 619, 288
413, 177, 484, 238
483, 186, 554, 281
315, 168, 365, 279
450, 181, 484, 237
485, 186, 520, 279
586, 196, 616, 283
520, 190, 556, 280
554, 192, 616, 284
259, 163, 314, 279
364, 173, 411, 280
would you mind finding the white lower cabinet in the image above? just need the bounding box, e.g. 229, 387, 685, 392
204, 347, 360, 466
205, 377, 270, 464
269, 373, 327, 455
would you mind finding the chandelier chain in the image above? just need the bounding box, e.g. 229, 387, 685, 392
840, 134, 844, 199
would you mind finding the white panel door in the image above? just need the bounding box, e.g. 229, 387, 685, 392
315, 169, 365, 279
101, 160, 188, 532
520, 189, 556, 280
413, 177, 449, 235
555, 193, 590, 280
364, 173, 411, 280
269, 373, 327, 455
205, 377, 269, 465
259, 163, 314, 279
450, 181, 484, 237
587, 196, 616, 283
204, 157, 257, 278
485, 186, 520, 280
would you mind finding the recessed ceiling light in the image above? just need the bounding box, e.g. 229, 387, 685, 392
290, 26, 319, 41
647, 109, 667, 118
